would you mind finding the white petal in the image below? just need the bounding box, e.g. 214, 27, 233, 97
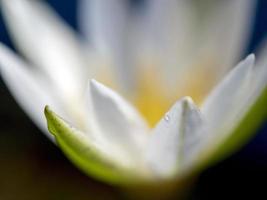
79, 0, 128, 49
79, 0, 138, 91
145, 0, 255, 89
145, 97, 202, 178
0, 44, 66, 140
201, 54, 254, 132
181, 98, 206, 170
1, 0, 89, 101
88, 79, 149, 158
189, 54, 267, 173
145, 0, 194, 83
203, 0, 256, 74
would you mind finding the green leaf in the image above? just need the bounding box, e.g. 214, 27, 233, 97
195, 87, 267, 173
44, 106, 146, 185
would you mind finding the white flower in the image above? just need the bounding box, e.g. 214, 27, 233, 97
1, 0, 267, 186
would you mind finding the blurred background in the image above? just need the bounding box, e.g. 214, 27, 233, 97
0, 0, 267, 199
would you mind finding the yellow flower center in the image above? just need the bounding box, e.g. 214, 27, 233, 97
133, 67, 216, 126
96, 58, 218, 127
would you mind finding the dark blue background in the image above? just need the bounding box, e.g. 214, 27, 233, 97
0, 0, 267, 199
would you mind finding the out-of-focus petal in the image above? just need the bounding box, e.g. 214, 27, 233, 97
0, 44, 66, 139
145, 0, 255, 89
203, 0, 256, 74
1, 0, 89, 101
79, 0, 139, 92
79, 0, 128, 50
145, 97, 203, 178
88, 80, 149, 160
45, 106, 149, 185
201, 54, 254, 132
145, 0, 194, 84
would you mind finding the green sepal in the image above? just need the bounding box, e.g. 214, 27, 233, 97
44, 106, 146, 185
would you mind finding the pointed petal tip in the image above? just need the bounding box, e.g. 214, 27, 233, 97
88, 79, 111, 98
173, 96, 191, 107
180, 96, 192, 102
44, 105, 51, 116
174, 96, 199, 112
44, 106, 72, 140
181, 96, 194, 105
44, 105, 58, 121
44, 105, 49, 112
44, 105, 59, 120
44, 105, 65, 126
235, 54, 255, 74
234, 53, 255, 76
244, 53, 255, 66
89, 79, 121, 106
89, 78, 101, 89
44, 105, 57, 137
184, 96, 200, 111
89, 78, 97, 84
247, 53, 255, 61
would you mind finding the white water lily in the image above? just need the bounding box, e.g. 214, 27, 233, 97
1, 0, 267, 192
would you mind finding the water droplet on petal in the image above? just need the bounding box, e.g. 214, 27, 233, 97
164, 113, 170, 122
